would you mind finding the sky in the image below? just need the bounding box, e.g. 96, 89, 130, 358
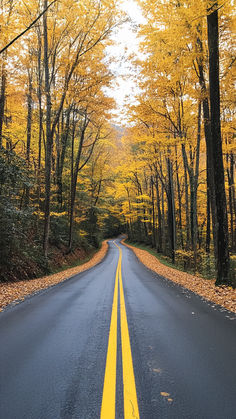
104, 0, 146, 125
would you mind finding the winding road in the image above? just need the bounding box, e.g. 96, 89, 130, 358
0, 239, 236, 418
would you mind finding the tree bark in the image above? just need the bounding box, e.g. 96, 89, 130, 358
0, 60, 6, 148
227, 151, 235, 251
25, 68, 33, 207
207, 4, 230, 284
56, 106, 71, 207
182, 145, 190, 247
36, 22, 43, 172
68, 115, 90, 251
175, 145, 184, 248
151, 176, 156, 248
167, 156, 176, 263
43, 0, 52, 257
192, 102, 201, 263
206, 175, 211, 253
196, 26, 218, 260
36, 20, 43, 213
154, 174, 163, 253
26, 71, 33, 164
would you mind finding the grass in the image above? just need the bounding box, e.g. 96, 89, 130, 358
125, 240, 215, 279
126, 240, 235, 286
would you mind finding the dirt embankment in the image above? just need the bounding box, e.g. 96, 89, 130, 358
123, 241, 236, 314
0, 240, 109, 312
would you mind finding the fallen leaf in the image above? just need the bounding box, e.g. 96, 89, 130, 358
123, 241, 236, 315
161, 392, 170, 397
0, 242, 109, 311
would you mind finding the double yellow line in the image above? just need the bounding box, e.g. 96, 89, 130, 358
100, 242, 140, 419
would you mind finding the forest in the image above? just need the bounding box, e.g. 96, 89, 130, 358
0, 0, 235, 286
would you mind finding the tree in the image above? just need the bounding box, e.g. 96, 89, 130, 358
207, 1, 230, 284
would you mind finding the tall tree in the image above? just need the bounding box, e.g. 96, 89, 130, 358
207, 2, 230, 284
43, 0, 52, 256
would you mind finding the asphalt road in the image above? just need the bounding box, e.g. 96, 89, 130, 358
0, 239, 236, 419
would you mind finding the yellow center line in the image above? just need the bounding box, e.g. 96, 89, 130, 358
100, 249, 120, 419
118, 248, 140, 419
100, 241, 140, 419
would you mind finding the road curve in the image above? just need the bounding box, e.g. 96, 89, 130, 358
0, 239, 236, 418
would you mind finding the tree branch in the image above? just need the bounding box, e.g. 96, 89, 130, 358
0, 0, 58, 54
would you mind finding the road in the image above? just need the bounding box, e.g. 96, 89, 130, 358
0, 239, 236, 419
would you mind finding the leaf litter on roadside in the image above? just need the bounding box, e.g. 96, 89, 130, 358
123, 242, 236, 315
0, 241, 109, 312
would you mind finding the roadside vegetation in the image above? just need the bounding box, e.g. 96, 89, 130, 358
124, 241, 236, 314
126, 241, 236, 282
0, 240, 109, 311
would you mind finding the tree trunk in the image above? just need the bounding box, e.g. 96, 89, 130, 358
154, 175, 163, 253
37, 26, 43, 171
191, 102, 201, 266
56, 107, 71, 207
175, 145, 184, 248
25, 70, 33, 206
151, 176, 156, 248
206, 189, 211, 253
26, 73, 33, 163
167, 156, 175, 263
161, 180, 167, 255
43, 0, 52, 257
182, 145, 190, 247
227, 151, 235, 251
36, 23, 43, 214
207, 5, 230, 285
68, 116, 87, 251
0, 60, 6, 148
196, 27, 218, 260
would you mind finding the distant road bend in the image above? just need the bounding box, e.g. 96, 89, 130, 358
0, 239, 236, 418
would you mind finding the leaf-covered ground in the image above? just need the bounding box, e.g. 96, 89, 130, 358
123, 241, 236, 314
0, 241, 108, 312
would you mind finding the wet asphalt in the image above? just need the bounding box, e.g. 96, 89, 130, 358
0, 239, 236, 419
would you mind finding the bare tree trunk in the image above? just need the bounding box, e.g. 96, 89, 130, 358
227, 151, 235, 251
167, 156, 176, 263
175, 145, 184, 248
207, 5, 230, 285
43, 0, 52, 257
69, 116, 88, 251
161, 180, 167, 255
154, 175, 163, 253
69, 111, 75, 248
37, 24, 43, 172
182, 145, 190, 247
0, 60, 6, 148
25, 69, 33, 206
191, 102, 201, 268
36, 21, 43, 215
196, 29, 218, 261
206, 155, 211, 253
26, 72, 33, 163
56, 106, 71, 207
151, 176, 156, 248
180, 103, 201, 268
